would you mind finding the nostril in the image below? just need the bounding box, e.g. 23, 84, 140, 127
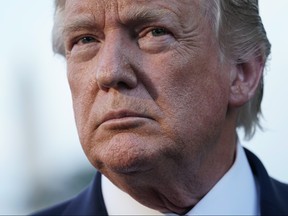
118, 81, 132, 89
96, 74, 137, 91
95, 53, 138, 90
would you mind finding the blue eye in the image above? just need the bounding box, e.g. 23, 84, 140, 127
151, 28, 169, 37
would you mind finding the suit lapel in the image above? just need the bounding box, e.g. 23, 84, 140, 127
62, 172, 108, 215
245, 149, 288, 215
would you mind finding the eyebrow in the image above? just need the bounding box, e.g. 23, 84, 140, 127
63, 15, 100, 37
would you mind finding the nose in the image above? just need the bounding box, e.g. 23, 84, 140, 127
95, 33, 137, 91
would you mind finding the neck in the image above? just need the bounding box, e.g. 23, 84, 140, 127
102, 116, 238, 214
105, 133, 237, 214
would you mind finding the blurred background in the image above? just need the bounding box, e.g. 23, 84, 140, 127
0, 0, 287, 214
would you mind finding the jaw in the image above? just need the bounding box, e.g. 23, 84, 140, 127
98, 114, 238, 214
102, 166, 199, 214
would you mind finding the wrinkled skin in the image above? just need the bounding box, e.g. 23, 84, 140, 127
62, 0, 262, 214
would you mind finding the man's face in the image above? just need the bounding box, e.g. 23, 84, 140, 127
63, 0, 232, 209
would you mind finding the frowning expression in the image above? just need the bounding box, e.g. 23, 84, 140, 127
63, 0, 231, 180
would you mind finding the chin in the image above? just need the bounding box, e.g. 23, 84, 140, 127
88, 132, 161, 176
104, 148, 154, 175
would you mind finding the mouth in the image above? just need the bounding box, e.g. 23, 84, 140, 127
109, 164, 154, 176
98, 110, 154, 129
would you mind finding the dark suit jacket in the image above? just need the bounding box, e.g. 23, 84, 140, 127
32, 149, 288, 215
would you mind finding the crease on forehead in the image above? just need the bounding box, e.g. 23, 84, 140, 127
63, 0, 103, 36
62, 0, 204, 39
118, 3, 180, 25
117, 0, 198, 24
64, 0, 198, 25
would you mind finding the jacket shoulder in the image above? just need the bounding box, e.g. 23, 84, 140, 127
270, 178, 288, 202
245, 148, 288, 214
30, 172, 108, 215
31, 199, 72, 215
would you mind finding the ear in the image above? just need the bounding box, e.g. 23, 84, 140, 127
229, 57, 264, 108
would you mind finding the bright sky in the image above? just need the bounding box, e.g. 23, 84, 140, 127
0, 0, 287, 214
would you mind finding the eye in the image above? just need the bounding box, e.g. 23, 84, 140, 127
77, 36, 97, 45
138, 27, 175, 53
66, 35, 100, 61
138, 27, 172, 39
150, 28, 169, 37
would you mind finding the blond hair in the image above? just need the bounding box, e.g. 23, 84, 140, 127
202, 0, 271, 139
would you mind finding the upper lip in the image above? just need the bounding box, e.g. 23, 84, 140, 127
98, 110, 153, 127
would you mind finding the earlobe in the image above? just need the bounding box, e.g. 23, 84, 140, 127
229, 57, 264, 108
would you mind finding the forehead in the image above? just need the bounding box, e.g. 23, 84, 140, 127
64, 0, 202, 24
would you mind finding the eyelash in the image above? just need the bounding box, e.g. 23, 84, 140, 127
72, 35, 98, 47
79, 36, 97, 44
138, 27, 171, 38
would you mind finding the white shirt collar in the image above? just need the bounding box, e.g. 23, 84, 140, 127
187, 143, 260, 215
102, 174, 160, 215
102, 143, 259, 215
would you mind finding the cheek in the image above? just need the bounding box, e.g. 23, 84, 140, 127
67, 62, 98, 140
146, 53, 230, 138
67, 61, 96, 97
